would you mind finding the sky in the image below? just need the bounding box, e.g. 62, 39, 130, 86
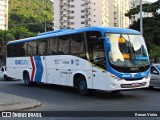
148, 0, 158, 2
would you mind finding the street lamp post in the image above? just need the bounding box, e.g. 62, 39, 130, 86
140, 0, 143, 35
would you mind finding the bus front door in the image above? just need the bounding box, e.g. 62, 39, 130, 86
92, 67, 107, 90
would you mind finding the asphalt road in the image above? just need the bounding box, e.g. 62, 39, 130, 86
0, 79, 160, 120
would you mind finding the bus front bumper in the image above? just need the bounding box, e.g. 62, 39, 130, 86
107, 77, 150, 91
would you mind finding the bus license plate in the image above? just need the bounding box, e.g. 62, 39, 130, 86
132, 83, 140, 87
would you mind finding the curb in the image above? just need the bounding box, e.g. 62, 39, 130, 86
0, 92, 41, 111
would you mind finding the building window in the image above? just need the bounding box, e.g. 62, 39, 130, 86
71, 11, 74, 13
81, 16, 85, 18
71, 5, 74, 8
70, 16, 74, 19
81, 10, 85, 13
81, 4, 85, 7
71, 22, 74, 25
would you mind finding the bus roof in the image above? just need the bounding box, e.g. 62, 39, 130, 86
8, 26, 141, 45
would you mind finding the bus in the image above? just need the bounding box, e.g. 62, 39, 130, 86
7, 26, 150, 95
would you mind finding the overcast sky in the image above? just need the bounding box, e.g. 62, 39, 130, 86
148, 0, 158, 2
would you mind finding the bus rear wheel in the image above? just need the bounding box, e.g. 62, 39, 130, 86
77, 77, 89, 96
23, 72, 34, 87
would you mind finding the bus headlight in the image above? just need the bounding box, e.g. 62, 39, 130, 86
109, 74, 123, 81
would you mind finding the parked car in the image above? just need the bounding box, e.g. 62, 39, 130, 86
150, 64, 160, 88
0, 66, 12, 80
0, 66, 7, 80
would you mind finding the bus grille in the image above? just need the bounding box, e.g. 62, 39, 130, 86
121, 82, 147, 88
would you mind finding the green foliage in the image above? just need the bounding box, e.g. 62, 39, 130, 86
0, 0, 53, 62
10, 26, 35, 40
0, 27, 35, 62
149, 44, 160, 62
0, 27, 35, 45
125, 0, 160, 61
0, 30, 14, 45
9, 0, 53, 33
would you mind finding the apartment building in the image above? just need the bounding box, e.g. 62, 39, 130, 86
54, 0, 130, 30
0, 0, 8, 30
130, 0, 153, 23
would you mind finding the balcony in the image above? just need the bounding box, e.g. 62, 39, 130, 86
85, 0, 90, 4
60, 2, 70, 6
85, 18, 91, 21
60, 20, 70, 23
85, 11, 91, 15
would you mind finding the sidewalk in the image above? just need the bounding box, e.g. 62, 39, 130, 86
0, 92, 41, 111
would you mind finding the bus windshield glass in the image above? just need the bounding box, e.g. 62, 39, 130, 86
106, 33, 150, 72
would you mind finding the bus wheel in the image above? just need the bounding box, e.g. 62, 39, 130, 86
77, 77, 89, 95
23, 72, 33, 87
111, 91, 121, 94
4, 75, 8, 81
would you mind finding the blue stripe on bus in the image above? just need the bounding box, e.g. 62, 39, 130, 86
34, 56, 43, 82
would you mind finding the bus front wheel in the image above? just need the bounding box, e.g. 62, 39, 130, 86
77, 77, 89, 95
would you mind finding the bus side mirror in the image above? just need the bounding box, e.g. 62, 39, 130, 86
104, 38, 111, 52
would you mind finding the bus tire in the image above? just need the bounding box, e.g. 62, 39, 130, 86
111, 90, 121, 94
77, 76, 89, 96
23, 72, 33, 87
4, 75, 8, 81
149, 86, 153, 89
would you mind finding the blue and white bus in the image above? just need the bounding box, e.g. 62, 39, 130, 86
7, 26, 150, 95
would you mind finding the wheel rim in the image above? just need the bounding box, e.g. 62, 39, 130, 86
79, 80, 87, 92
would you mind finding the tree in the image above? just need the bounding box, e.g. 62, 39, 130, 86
0, 30, 14, 63
0, 0, 54, 63
0, 27, 35, 63
9, 0, 54, 33
10, 26, 35, 40
125, 0, 160, 61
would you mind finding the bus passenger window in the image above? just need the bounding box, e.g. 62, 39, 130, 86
47, 38, 58, 55
71, 33, 85, 55
86, 31, 102, 61
19, 43, 28, 57
38, 40, 47, 56
28, 41, 37, 56
58, 36, 70, 55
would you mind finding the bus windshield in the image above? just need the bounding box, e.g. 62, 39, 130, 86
106, 33, 150, 73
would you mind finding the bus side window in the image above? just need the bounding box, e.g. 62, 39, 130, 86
38, 40, 47, 56
86, 31, 102, 61
58, 35, 70, 55
19, 43, 28, 57
70, 33, 86, 59
27, 41, 37, 56
47, 38, 58, 55
7, 45, 13, 57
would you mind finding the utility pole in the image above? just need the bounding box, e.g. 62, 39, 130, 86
45, 22, 47, 32
140, 0, 143, 35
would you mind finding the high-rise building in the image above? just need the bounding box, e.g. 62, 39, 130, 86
114, 0, 130, 27
0, 0, 8, 30
54, 0, 130, 30
130, 0, 153, 23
